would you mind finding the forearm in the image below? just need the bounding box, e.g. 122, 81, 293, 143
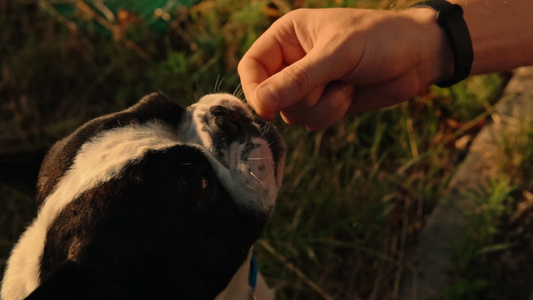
451, 0, 533, 75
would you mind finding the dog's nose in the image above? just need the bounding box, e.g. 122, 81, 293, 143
208, 105, 250, 140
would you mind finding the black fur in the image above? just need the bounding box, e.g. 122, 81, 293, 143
35, 146, 265, 299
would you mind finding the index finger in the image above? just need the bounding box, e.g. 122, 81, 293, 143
238, 33, 285, 119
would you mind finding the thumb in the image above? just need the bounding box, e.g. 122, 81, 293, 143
253, 50, 338, 116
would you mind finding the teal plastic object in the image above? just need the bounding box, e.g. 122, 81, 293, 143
54, 0, 197, 35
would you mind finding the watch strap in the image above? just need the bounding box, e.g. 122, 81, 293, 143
411, 0, 474, 87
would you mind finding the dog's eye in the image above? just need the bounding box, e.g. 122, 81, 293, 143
178, 155, 214, 205
179, 174, 212, 206
198, 176, 211, 200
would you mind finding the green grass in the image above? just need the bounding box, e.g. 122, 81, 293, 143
443, 108, 533, 300
0, 1, 516, 299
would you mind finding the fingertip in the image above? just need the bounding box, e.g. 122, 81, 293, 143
255, 84, 281, 112
258, 111, 277, 121
242, 82, 258, 104
279, 111, 292, 125
251, 103, 277, 121
304, 125, 321, 132
243, 83, 278, 121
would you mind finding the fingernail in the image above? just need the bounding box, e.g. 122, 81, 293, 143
256, 84, 280, 112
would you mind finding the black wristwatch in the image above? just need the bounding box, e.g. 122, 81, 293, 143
410, 0, 474, 87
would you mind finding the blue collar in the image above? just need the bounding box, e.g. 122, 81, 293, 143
248, 253, 258, 290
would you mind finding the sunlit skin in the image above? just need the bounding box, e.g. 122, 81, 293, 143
238, 1, 533, 130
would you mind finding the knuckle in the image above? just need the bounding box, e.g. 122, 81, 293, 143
236, 59, 245, 74
327, 83, 354, 111
338, 86, 355, 108
285, 8, 308, 19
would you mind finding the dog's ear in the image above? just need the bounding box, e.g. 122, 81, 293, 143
24, 261, 139, 300
0, 147, 48, 197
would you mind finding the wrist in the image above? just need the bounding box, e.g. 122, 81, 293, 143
402, 8, 455, 88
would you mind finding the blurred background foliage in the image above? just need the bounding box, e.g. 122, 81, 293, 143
2, 0, 530, 299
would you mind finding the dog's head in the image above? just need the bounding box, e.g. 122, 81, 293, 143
1, 93, 285, 300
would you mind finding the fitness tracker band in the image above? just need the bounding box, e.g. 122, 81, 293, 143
410, 0, 474, 87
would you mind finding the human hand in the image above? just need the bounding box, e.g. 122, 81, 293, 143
238, 8, 453, 130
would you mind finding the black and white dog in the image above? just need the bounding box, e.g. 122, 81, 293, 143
1, 93, 285, 300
